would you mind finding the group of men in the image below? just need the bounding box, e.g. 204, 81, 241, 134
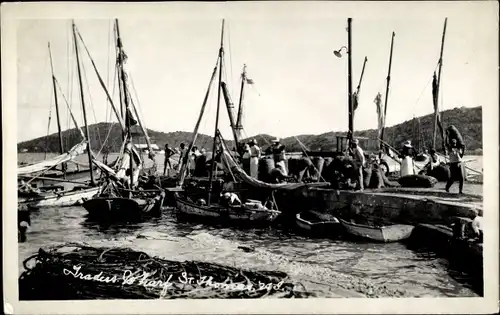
348, 128, 466, 193
240, 138, 288, 180
162, 138, 288, 181
163, 142, 206, 176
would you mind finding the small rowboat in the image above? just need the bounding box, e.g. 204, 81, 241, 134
295, 211, 342, 237
338, 218, 415, 243
174, 194, 281, 228
82, 191, 166, 222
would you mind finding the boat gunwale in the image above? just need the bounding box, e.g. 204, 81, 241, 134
295, 212, 339, 226
337, 217, 413, 231
175, 196, 281, 215
18, 186, 100, 202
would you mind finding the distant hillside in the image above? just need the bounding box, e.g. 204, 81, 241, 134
18, 106, 482, 154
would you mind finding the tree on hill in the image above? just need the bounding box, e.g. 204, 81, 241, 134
18, 106, 482, 154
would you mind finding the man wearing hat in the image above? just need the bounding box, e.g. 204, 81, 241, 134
349, 138, 365, 191
241, 143, 251, 174
249, 139, 261, 179
399, 140, 416, 177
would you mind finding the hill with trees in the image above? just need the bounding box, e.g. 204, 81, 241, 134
18, 106, 483, 155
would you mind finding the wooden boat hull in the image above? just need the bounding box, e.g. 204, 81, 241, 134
295, 211, 342, 237
18, 186, 100, 208
338, 218, 414, 243
175, 196, 280, 227
82, 192, 166, 221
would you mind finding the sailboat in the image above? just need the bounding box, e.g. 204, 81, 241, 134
170, 20, 297, 227
18, 37, 102, 208
374, 31, 429, 177
79, 19, 165, 221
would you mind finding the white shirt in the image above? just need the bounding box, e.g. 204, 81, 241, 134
250, 145, 261, 158
471, 216, 483, 234
353, 146, 365, 167
430, 154, 442, 168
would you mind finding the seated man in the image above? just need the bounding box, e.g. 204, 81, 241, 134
220, 192, 242, 207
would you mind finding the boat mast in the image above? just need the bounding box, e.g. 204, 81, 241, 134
380, 32, 395, 151
432, 18, 447, 153
178, 61, 219, 187
48, 42, 66, 176
115, 21, 127, 142
207, 19, 225, 205
72, 21, 96, 186
356, 57, 368, 94
235, 64, 246, 143
115, 19, 134, 190
347, 18, 354, 144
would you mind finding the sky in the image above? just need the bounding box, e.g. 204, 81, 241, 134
15, 1, 498, 143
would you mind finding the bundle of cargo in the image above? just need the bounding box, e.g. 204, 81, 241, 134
398, 174, 438, 188
19, 243, 314, 300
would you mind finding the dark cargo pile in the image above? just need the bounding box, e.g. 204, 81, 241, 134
19, 243, 314, 300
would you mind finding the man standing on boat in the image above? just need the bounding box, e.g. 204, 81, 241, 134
241, 142, 251, 174
272, 138, 288, 176
349, 138, 365, 191
445, 139, 464, 194
249, 139, 261, 179
176, 143, 187, 171
163, 143, 175, 175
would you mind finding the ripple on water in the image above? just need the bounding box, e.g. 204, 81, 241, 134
18, 206, 479, 298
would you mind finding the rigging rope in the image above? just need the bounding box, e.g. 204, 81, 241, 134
227, 22, 235, 98
105, 20, 113, 134
54, 78, 84, 139
67, 21, 76, 150
411, 61, 440, 115
44, 95, 53, 159
79, 49, 104, 151
129, 74, 147, 130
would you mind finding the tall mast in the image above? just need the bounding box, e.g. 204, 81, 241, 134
347, 18, 354, 144
115, 21, 126, 142
115, 19, 134, 190
356, 57, 368, 93
48, 42, 65, 176
235, 64, 247, 141
72, 21, 95, 185
207, 19, 225, 205
380, 32, 395, 150
432, 18, 447, 153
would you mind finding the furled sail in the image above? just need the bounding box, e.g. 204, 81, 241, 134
374, 92, 385, 141
18, 140, 87, 176
432, 71, 446, 152
218, 136, 308, 190
114, 142, 143, 188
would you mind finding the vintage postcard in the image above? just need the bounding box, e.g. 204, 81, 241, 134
2, 1, 499, 314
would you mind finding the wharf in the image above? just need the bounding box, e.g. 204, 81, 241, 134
275, 184, 483, 225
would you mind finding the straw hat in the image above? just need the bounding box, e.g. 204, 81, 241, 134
403, 140, 412, 148
352, 138, 359, 145
271, 138, 280, 143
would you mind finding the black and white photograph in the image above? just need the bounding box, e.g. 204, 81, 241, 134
3, 1, 498, 314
